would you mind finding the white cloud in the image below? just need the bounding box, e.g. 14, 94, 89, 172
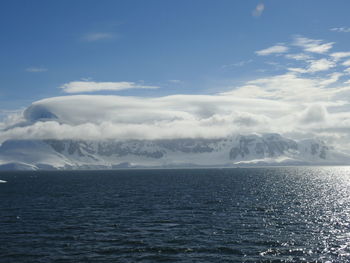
0, 94, 285, 142
330, 27, 350, 33
299, 104, 328, 124
288, 59, 336, 74
256, 45, 288, 56
285, 53, 311, 61
59, 81, 160, 93
224, 72, 349, 103
307, 58, 336, 73
25, 67, 47, 72
342, 59, 350, 67
293, 36, 334, 54
0, 109, 24, 125
252, 3, 264, 17
319, 72, 343, 86
222, 60, 253, 68
288, 58, 336, 73
330, 52, 350, 60
287, 67, 307, 74
82, 32, 115, 42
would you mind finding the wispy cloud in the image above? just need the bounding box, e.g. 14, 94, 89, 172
288, 59, 336, 74
252, 3, 264, 17
330, 27, 350, 33
343, 59, 350, 67
285, 53, 312, 61
25, 67, 47, 72
293, 36, 334, 54
221, 59, 253, 69
306, 59, 336, 73
82, 32, 116, 42
60, 81, 160, 93
330, 52, 350, 60
256, 45, 288, 56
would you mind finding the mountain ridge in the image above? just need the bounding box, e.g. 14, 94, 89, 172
0, 133, 349, 170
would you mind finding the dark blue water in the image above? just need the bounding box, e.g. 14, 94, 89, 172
1, 167, 350, 262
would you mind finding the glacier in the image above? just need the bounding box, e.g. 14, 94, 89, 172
0, 133, 349, 170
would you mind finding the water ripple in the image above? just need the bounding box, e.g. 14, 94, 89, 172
1, 167, 350, 262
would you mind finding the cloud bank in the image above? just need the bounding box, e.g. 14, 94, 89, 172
3, 35, 350, 153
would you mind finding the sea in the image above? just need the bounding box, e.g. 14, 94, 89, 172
1, 167, 350, 262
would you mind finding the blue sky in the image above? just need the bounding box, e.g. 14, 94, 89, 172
2, 0, 350, 109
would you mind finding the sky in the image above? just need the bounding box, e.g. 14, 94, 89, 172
2, 0, 350, 151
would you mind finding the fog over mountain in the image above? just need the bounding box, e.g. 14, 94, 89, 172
1, 87, 350, 169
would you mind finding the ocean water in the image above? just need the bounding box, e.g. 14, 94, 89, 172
1, 167, 350, 262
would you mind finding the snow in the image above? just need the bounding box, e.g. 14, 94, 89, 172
0, 133, 349, 170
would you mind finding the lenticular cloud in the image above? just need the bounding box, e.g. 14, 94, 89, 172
13, 94, 276, 141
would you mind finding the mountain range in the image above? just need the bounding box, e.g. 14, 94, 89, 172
0, 133, 349, 170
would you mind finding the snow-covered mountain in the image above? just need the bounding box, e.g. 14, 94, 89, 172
0, 133, 349, 170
